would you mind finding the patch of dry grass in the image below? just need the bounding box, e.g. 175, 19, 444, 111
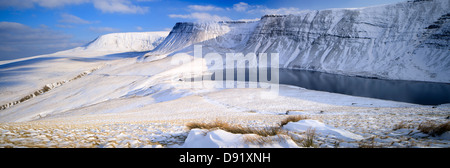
279, 115, 309, 127
186, 120, 282, 137
393, 121, 414, 130
302, 128, 317, 148
418, 121, 450, 136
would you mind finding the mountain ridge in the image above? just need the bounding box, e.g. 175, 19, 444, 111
70, 31, 170, 53
141, 0, 449, 83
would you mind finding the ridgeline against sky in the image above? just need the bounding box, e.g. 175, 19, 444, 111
0, 0, 405, 60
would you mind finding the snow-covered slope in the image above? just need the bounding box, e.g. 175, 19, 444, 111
0, 31, 170, 67
143, 0, 450, 83
71, 31, 169, 52
0, 31, 170, 110
143, 21, 258, 57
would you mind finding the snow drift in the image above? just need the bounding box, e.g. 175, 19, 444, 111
143, 0, 450, 83
180, 119, 365, 148
181, 129, 299, 148
283, 119, 364, 141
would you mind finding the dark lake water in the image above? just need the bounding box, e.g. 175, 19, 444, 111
199, 68, 450, 105
277, 69, 450, 105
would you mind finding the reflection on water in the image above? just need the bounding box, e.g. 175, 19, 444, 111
278, 69, 450, 105
203, 68, 450, 105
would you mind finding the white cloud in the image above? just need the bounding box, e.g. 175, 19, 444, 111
233, 2, 249, 12
168, 14, 188, 19
0, 21, 80, 59
59, 13, 92, 24
56, 24, 75, 28
237, 18, 260, 22
169, 12, 230, 22
228, 2, 305, 15
92, 0, 149, 14
0, 22, 72, 44
0, 0, 149, 14
188, 5, 223, 11
34, 0, 89, 8
0, 0, 89, 9
0, 46, 17, 52
0, 1, 35, 9
89, 26, 120, 33
136, 26, 143, 31
260, 7, 307, 15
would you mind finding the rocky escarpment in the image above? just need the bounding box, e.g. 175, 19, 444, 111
143, 0, 450, 83
144, 21, 258, 57
243, 0, 449, 82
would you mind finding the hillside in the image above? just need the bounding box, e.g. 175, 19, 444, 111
143, 0, 450, 83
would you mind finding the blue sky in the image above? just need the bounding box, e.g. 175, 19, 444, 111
0, 0, 406, 60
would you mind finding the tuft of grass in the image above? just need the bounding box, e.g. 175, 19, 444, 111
186, 120, 230, 130
301, 128, 317, 148
393, 121, 413, 130
279, 115, 309, 127
418, 121, 450, 136
186, 120, 282, 137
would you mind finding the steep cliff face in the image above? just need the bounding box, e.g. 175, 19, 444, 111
143, 0, 450, 83
243, 0, 450, 82
145, 21, 258, 56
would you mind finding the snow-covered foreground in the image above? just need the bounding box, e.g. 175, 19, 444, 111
1, 101, 449, 148
0, 51, 449, 148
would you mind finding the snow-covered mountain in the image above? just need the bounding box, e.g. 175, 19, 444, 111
143, 21, 259, 57
143, 0, 450, 83
71, 31, 169, 53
